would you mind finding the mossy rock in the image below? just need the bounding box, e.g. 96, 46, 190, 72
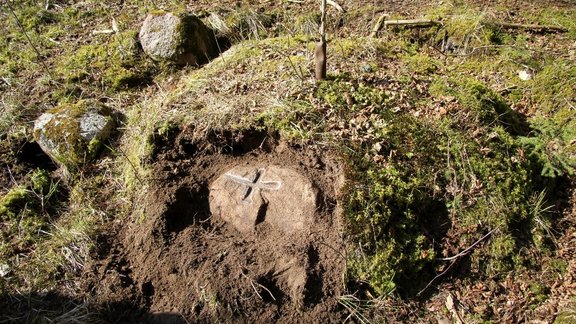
139, 12, 219, 65
33, 101, 115, 172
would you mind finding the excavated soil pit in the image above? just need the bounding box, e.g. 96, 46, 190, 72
89, 128, 348, 322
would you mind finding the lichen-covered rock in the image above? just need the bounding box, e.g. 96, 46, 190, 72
139, 12, 219, 65
33, 102, 115, 171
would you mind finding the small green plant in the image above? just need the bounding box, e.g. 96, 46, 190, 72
517, 59, 576, 177
520, 122, 576, 177
0, 169, 63, 277
556, 301, 576, 324
0, 169, 58, 219
402, 53, 442, 74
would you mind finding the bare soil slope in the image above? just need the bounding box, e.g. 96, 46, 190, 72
86, 129, 347, 322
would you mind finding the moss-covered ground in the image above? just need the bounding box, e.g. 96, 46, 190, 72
1, 0, 575, 322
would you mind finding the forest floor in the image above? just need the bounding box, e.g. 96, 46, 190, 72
1, 0, 576, 322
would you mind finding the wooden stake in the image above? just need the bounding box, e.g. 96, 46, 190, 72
315, 41, 326, 80
315, 0, 327, 80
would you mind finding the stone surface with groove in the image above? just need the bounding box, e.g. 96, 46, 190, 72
209, 165, 318, 234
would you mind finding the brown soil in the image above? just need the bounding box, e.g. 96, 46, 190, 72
85, 127, 348, 322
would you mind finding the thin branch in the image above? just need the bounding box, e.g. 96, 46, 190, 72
417, 259, 457, 296
438, 229, 495, 261
371, 17, 441, 36
6, 165, 17, 186
271, 46, 305, 81
5, 0, 55, 80
327, 0, 345, 13
242, 272, 264, 300
105, 144, 144, 185
255, 280, 276, 301
492, 22, 568, 33
565, 98, 575, 111
287, 0, 344, 12
416, 229, 496, 296
369, 16, 567, 37
240, 271, 276, 301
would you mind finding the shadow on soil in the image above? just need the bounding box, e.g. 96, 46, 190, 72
0, 292, 188, 324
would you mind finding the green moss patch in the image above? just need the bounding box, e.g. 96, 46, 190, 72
340, 96, 543, 295
55, 31, 156, 93
0, 169, 64, 268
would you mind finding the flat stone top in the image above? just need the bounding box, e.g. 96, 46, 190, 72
209, 165, 318, 234
78, 112, 112, 141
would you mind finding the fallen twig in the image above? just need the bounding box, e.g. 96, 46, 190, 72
243, 273, 264, 300
446, 293, 465, 324
92, 18, 119, 35
370, 13, 389, 38
92, 29, 115, 35
106, 144, 144, 185
566, 98, 575, 111
439, 229, 495, 261
327, 0, 345, 13
240, 271, 276, 301
384, 19, 441, 28
370, 15, 568, 38
417, 229, 496, 296
5, 0, 54, 80
371, 16, 441, 37
417, 259, 457, 296
492, 22, 568, 33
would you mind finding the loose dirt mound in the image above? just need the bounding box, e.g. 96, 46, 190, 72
88, 127, 348, 322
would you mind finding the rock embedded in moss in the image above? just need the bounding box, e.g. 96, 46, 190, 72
139, 12, 219, 65
33, 103, 115, 171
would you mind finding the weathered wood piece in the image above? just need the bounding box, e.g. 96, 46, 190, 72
370, 14, 567, 38
371, 15, 441, 37
384, 19, 442, 27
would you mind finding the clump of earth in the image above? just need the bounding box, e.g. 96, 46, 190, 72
86, 128, 348, 322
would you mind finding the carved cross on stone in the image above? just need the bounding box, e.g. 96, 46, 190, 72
224, 168, 282, 204
210, 165, 317, 233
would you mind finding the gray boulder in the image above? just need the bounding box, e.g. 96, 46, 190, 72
33, 102, 115, 171
139, 12, 219, 65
